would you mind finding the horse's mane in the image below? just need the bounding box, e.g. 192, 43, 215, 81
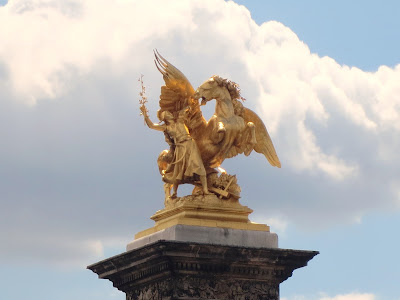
232, 98, 245, 117
211, 75, 245, 102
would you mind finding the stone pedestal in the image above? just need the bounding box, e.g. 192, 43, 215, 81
88, 240, 318, 300
127, 224, 278, 251
88, 197, 318, 299
134, 195, 270, 239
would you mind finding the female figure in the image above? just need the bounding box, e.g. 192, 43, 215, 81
140, 105, 209, 198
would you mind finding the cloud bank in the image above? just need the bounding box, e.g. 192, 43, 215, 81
1, 0, 399, 264
319, 292, 375, 300
282, 292, 375, 300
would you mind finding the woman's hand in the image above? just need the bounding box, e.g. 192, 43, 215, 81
140, 104, 148, 118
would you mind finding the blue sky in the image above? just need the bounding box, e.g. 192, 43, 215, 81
0, 1, 399, 300
234, 0, 400, 71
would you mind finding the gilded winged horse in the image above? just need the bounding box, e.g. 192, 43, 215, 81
153, 51, 281, 176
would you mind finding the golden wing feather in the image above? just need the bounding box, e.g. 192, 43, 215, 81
154, 50, 195, 114
243, 107, 281, 168
225, 145, 240, 159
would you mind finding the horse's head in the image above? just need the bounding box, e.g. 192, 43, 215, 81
194, 76, 222, 106
194, 75, 242, 106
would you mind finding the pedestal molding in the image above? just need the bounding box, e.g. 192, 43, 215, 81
88, 240, 319, 300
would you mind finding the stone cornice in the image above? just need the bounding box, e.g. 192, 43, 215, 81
88, 240, 319, 295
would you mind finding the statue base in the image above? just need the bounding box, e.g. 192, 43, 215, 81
128, 224, 278, 251
88, 195, 318, 299
135, 194, 269, 239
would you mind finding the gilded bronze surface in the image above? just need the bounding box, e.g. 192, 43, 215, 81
140, 51, 280, 203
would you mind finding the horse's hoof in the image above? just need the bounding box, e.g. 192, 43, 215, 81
217, 128, 226, 133
217, 122, 226, 133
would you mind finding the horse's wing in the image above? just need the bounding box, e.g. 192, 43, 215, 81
154, 50, 194, 113
154, 50, 207, 130
224, 126, 252, 159
243, 107, 281, 168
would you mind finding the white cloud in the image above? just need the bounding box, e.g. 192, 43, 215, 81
282, 292, 376, 300
1, 0, 396, 178
1, 0, 400, 264
0, 232, 104, 268
265, 217, 288, 233
251, 214, 288, 236
319, 292, 375, 300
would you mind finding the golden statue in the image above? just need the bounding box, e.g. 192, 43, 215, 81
140, 106, 210, 198
140, 51, 280, 203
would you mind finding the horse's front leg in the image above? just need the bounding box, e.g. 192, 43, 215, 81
244, 121, 256, 156
217, 121, 226, 133
208, 115, 225, 144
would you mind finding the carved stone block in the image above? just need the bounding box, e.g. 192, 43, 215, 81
88, 241, 318, 300
127, 277, 279, 300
